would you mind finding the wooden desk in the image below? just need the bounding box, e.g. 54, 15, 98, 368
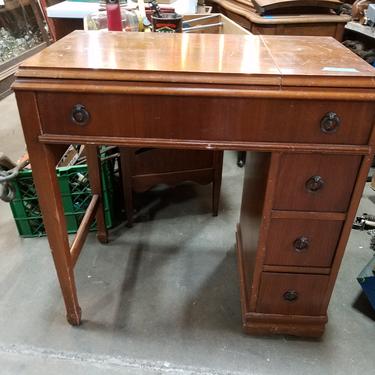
13, 31, 375, 337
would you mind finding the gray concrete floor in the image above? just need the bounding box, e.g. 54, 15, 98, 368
0, 94, 374, 375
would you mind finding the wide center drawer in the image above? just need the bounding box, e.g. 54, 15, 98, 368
273, 154, 362, 212
36, 92, 374, 145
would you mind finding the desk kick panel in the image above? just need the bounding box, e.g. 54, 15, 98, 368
36, 92, 374, 145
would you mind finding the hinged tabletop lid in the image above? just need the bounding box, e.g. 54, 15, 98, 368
16, 31, 375, 89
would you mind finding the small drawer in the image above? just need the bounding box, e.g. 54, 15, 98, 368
256, 273, 329, 316
254, 100, 374, 145
265, 218, 343, 267
273, 154, 362, 212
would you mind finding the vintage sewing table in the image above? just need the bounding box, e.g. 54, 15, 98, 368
13, 31, 375, 337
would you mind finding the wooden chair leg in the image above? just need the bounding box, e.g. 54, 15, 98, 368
212, 150, 224, 216
86, 145, 108, 244
120, 148, 134, 227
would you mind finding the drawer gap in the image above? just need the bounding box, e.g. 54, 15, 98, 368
263, 265, 330, 275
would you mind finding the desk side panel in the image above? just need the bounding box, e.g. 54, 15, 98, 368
237, 152, 273, 312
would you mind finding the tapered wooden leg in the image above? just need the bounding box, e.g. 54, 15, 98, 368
120, 148, 134, 227
15, 91, 81, 325
86, 145, 108, 244
31, 144, 82, 325
212, 150, 224, 216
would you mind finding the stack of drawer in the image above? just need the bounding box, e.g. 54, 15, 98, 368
237, 102, 375, 337
258, 153, 361, 315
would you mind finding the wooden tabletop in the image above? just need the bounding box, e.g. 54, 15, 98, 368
17, 31, 375, 88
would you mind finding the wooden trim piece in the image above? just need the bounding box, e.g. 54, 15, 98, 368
70, 194, 99, 267
243, 311, 327, 337
271, 210, 346, 221
248, 152, 281, 311
243, 320, 326, 337
245, 311, 328, 324
132, 168, 214, 192
280, 78, 375, 90
13, 79, 375, 99
38, 135, 371, 155
236, 224, 251, 327
14, 72, 281, 88
322, 154, 374, 310
263, 265, 331, 275
367, 112, 375, 146
242, 311, 327, 337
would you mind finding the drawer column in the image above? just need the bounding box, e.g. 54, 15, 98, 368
237, 150, 371, 337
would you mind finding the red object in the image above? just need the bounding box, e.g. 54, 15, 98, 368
106, 3, 122, 31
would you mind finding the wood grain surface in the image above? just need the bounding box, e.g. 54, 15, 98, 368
16, 31, 375, 87
12, 31, 375, 338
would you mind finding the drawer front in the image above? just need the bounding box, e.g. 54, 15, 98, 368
36, 92, 374, 145
256, 273, 329, 316
265, 219, 343, 267
273, 154, 362, 212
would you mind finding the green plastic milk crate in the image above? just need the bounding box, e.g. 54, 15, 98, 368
9, 159, 117, 238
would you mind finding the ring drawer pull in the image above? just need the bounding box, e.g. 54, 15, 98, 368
305, 175, 325, 192
320, 112, 340, 133
283, 290, 298, 302
71, 104, 90, 126
293, 236, 310, 252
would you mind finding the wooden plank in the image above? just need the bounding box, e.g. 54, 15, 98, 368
70, 194, 99, 267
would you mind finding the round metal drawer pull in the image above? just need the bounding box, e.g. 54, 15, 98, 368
305, 175, 325, 192
293, 236, 310, 252
283, 290, 298, 302
320, 112, 340, 134
71, 104, 90, 126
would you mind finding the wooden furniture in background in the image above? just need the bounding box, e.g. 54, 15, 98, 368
252, 0, 343, 14
120, 148, 223, 227
207, 0, 350, 40
13, 31, 375, 337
